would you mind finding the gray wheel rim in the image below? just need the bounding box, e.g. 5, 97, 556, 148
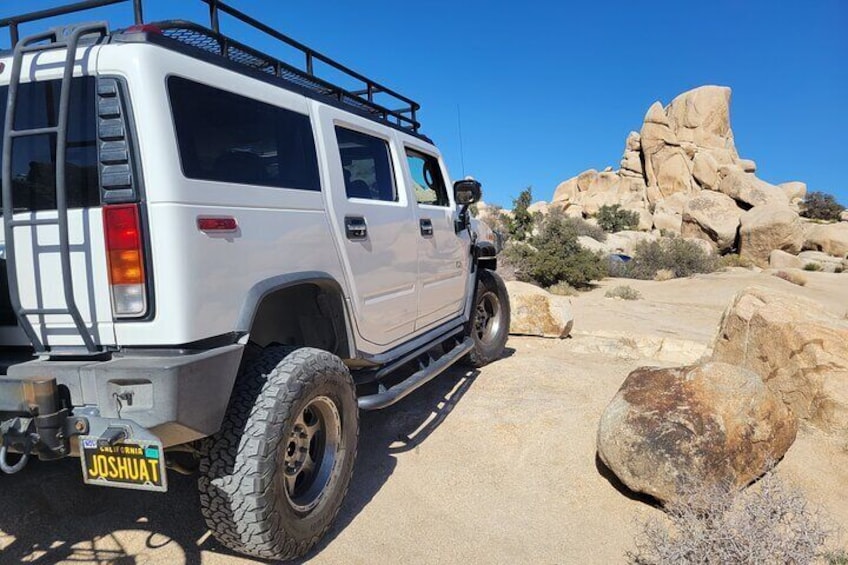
282, 395, 342, 513
474, 290, 502, 345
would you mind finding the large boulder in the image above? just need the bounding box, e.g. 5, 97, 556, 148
738, 204, 804, 267
711, 286, 848, 438
803, 222, 848, 258
666, 86, 737, 153
605, 230, 658, 256
718, 169, 789, 208
505, 281, 573, 338
597, 362, 797, 504
681, 191, 741, 252
552, 177, 579, 203
641, 102, 696, 201
651, 193, 688, 234
692, 151, 719, 190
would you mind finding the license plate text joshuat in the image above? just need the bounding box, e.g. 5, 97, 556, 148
80, 437, 168, 492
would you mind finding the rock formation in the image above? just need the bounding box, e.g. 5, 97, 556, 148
550, 85, 844, 266
597, 362, 797, 504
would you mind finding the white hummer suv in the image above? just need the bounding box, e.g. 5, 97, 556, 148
0, 0, 510, 560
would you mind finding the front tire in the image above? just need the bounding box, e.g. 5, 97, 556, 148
198, 346, 359, 561
466, 269, 511, 367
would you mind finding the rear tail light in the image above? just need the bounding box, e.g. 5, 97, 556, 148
103, 204, 147, 318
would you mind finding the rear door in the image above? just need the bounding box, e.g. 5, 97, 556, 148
316, 107, 419, 348
1, 69, 116, 349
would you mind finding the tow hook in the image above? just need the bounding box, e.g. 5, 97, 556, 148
0, 440, 31, 474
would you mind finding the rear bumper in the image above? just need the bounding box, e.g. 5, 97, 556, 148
0, 344, 244, 455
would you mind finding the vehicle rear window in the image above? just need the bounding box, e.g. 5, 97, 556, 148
168, 77, 321, 191
0, 77, 100, 213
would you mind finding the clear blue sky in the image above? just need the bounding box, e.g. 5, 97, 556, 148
3, 0, 846, 208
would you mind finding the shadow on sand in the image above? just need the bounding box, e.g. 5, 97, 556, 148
0, 365, 480, 564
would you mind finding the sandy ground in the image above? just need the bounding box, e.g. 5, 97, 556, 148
0, 269, 846, 564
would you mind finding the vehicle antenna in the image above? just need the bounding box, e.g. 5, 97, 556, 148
457, 104, 466, 178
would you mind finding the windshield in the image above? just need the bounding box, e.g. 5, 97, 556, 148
0, 77, 99, 214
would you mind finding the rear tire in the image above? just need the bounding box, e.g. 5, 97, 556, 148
198, 345, 359, 561
466, 269, 510, 367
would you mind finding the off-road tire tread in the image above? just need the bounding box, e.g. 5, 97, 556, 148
466, 269, 510, 367
198, 345, 359, 560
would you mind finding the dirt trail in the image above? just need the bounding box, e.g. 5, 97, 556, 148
1, 269, 845, 564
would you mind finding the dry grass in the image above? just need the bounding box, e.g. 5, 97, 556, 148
653, 269, 675, 282
628, 472, 840, 565
605, 285, 642, 300
548, 281, 579, 296
773, 270, 808, 286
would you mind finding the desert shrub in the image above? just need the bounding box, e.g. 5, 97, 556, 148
773, 270, 807, 286
653, 269, 675, 281
628, 472, 836, 565
548, 281, 579, 296
826, 549, 848, 564
800, 191, 845, 221
509, 187, 534, 242
624, 238, 718, 280
596, 204, 640, 233
718, 254, 756, 269
837, 266, 845, 274
605, 285, 641, 300
503, 213, 607, 288
562, 215, 607, 242
804, 262, 823, 272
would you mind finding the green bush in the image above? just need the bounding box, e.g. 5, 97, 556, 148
624, 238, 718, 280
596, 204, 640, 233
503, 213, 607, 288
562, 215, 607, 242
509, 187, 534, 242
800, 191, 845, 221
803, 262, 823, 272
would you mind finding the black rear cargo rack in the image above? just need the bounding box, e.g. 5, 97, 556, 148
0, 0, 422, 134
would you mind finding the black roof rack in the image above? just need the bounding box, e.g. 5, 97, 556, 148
0, 0, 422, 134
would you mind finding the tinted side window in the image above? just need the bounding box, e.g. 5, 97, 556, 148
0, 78, 99, 212
168, 77, 320, 191
335, 127, 397, 202
405, 150, 449, 206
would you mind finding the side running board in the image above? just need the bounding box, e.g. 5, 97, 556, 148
357, 337, 472, 411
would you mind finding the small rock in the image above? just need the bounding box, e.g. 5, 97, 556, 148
738, 158, 757, 173
597, 362, 797, 504
768, 249, 803, 270
779, 181, 807, 202
505, 281, 573, 338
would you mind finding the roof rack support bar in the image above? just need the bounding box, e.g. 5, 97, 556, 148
208, 0, 220, 33
133, 0, 144, 25
9, 22, 18, 47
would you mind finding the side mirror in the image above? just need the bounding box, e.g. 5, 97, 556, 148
453, 179, 482, 206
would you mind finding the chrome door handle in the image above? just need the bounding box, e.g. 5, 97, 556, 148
419, 218, 433, 237
345, 216, 368, 240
